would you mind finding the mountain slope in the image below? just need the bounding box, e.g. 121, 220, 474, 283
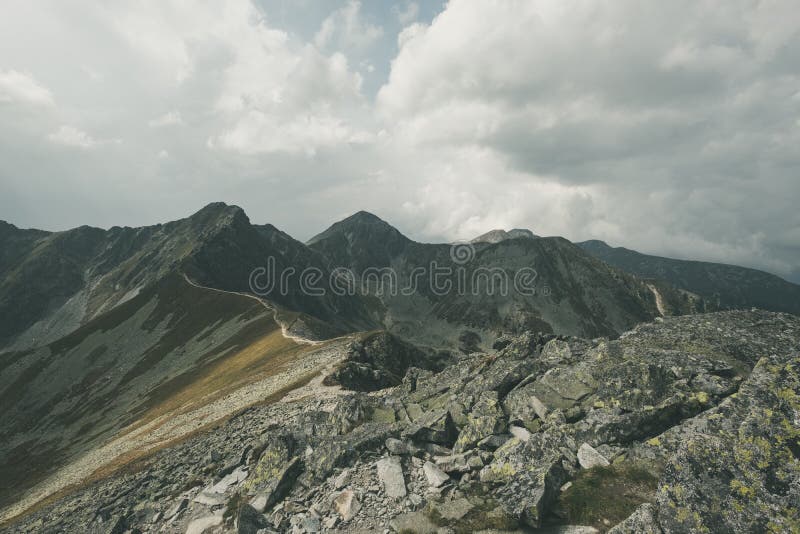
308, 212, 695, 344
0, 272, 312, 511
0, 203, 378, 352
578, 239, 800, 315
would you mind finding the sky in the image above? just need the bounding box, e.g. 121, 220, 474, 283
0, 1, 798, 283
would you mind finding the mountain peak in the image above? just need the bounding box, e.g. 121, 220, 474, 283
185, 202, 249, 230
471, 228, 538, 244
307, 211, 408, 246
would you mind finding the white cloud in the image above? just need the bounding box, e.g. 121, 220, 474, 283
148, 110, 182, 127
314, 1, 383, 52
0, 0, 798, 282
0, 69, 54, 106
47, 125, 119, 149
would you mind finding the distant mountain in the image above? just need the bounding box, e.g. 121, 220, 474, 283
578, 240, 800, 315
308, 212, 695, 344
0, 203, 377, 351
471, 228, 538, 244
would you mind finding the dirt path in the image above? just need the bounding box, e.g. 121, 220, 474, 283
182, 273, 320, 346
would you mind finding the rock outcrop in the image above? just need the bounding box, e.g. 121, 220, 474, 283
4, 310, 799, 533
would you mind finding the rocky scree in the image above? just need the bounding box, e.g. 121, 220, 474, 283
4, 309, 800, 534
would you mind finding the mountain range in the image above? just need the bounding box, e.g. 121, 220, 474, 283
1, 203, 798, 532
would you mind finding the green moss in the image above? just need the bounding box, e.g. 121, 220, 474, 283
370, 407, 397, 424
558, 462, 660, 529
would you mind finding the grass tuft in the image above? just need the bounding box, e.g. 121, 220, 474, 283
559, 462, 659, 529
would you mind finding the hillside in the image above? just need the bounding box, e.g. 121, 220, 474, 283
5, 310, 799, 533
578, 240, 800, 315
0, 204, 378, 352
308, 212, 698, 345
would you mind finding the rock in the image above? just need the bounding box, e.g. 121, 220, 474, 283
333, 469, 349, 490
492, 336, 513, 350
237, 504, 269, 534
376, 456, 407, 498
433, 453, 474, 474
403, 409, 458, 446
210, 465, 248, 493
249, 494, 268, 513
185, 513, 223, 534
476, 433, 511, 450
422, 461, 450, 487
385, 437, 416, 456
332, 489, 361, 521
433, 497, 474, 521
480, 431, 569, 527
509, 425, 531, 442
245, 455, 302, 512
389, 511, 438, 534
577, 443, 610, 469
302, 514, 321, 533
193, 491, 226, 507
165, 498, 188, 519
405, 403, 425, 421
608, 503, 661, 533
453, 391, 507, 453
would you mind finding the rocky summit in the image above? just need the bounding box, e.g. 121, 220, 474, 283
5, 309, 799, 533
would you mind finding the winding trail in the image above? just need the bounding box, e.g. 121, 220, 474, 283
182, 273, 319, 346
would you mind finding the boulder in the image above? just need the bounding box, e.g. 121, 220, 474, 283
480, 431, 570, 527
453, 390, 507, 453
385, 437, 416, 456
185, 513, 223, 534
422, 461, 450, 487
332, 489, 361, 521
577, 443, 610, 469
376, 456, 407, 498
402, 409, 458, 446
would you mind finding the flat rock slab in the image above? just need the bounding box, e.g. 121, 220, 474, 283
185, 512, 223, 534
422, 461, 450, 487
210, 465, 248, 493
376, 456, 407, 498
434, 497, 474, 521
192, 491, 226, 507
577, 443, 610, 469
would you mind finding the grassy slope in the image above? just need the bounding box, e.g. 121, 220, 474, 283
0, 273, 308, 511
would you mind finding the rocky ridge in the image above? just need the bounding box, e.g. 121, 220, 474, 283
5, 309, 799, 533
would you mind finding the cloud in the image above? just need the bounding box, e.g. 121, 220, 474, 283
47, 125, 120, 149
373, 0, 800, 278
0, 0, 798, 283
0, 69, 54, 106
314, 1, 383, 53
148, 110, 182, 127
